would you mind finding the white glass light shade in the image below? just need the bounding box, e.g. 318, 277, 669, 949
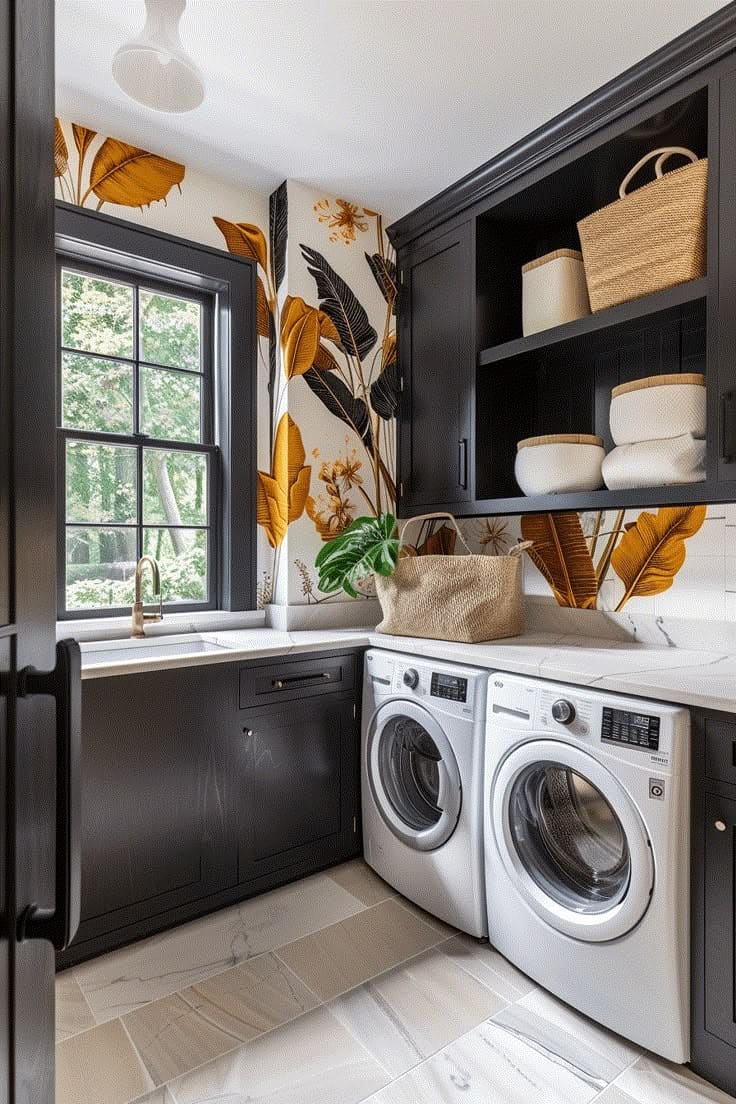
112, 0, 204, 113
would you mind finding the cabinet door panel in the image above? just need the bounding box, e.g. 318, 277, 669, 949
704, 792, 736, 1047
74, 665, 235, 941
237, 698, 357, 880
399, 223, 474, 509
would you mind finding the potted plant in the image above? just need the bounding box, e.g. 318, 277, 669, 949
315, 514, 400, 597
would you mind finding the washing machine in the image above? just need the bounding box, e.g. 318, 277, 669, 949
362, 648, 489, 936
485, 673, 690, 1062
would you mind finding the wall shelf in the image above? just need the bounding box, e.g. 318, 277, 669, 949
477, 277, 709, 368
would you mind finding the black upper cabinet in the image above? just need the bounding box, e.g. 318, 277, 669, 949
389, 18, 736, 517
398, 223, 474, 509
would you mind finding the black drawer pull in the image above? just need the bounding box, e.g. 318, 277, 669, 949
458, 438, 468, 489
273, 671, 332, 689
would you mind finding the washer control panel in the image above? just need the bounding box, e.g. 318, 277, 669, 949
431, 672, 468, 703
601, 706, 660, 751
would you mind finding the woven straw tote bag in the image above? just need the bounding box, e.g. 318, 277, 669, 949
577, 146, 707, 312
375, 513, 527, 644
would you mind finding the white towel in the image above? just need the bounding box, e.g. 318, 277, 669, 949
602, 434, 706, 490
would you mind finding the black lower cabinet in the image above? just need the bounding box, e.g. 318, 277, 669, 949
691, 709, 736, 1095
58, 649, 362, 968
236, 697, 358, 882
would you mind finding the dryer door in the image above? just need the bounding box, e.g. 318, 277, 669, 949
368, 700, 462, 851
493, 740, 653, 941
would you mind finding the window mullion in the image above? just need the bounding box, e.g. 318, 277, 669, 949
137, 442, 144, 567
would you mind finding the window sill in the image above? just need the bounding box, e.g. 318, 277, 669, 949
58, 608, 266, 643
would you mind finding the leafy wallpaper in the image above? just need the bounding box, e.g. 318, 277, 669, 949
54, 117, 395, 608
55, 114, 731, 630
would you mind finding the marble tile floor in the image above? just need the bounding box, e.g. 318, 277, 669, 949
55, 859, 736, 1104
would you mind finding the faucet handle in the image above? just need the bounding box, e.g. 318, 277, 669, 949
144, 591, 163, 623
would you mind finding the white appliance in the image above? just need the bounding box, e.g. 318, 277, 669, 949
485, 673, 690, 1061
362, 649, 489, 936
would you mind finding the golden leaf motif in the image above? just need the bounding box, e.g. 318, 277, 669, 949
71, 123, 97, 164
520, 512, 598, 609
313, 343, 340, 372
256, 414, 311, 548
256, 277, 270, 339
280, 296, 320, 379
611, 505, 707, 610
54, 118, 68, 178
82, 138, 185, 209
417, 525, 457, 556
212, 217, 268, 271
318, 312, 340, 344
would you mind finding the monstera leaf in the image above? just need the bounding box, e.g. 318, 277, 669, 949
520, 512, 598, 609
303, 367, 373, 450
54, 118, 68, 178
213, 217, 268, 271
365, 252, 398, 314
269, 181, 288, 292
256, 414, 311, 549
611, 505, 706, 610
315, 514, 399, 598
370, 358, 399, 420
300, 245, 377, 360
83, 139, 184, 209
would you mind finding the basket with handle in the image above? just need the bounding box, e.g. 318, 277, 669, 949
576, 146, 707, 312
374, 512, 528, 644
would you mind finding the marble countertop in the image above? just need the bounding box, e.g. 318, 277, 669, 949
80, 625, 736, 715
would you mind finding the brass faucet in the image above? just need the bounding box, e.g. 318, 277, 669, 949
131, 556, 163, 638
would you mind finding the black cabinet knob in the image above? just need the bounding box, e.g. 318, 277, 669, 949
551, 699, 576, 725
403, 668, 419, 689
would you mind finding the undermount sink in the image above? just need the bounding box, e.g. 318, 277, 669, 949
80, 634, 233, 668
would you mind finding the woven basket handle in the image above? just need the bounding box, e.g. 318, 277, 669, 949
618, 146, 698, 199
398, 512, 472, 555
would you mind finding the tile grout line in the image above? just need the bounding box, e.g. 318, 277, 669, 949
117, 1015, 157, 1104
64, 873, 377, 1042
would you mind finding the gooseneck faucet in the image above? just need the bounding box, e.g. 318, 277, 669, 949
131, 556, 163, 638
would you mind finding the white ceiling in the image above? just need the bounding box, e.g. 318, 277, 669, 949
56, 0, 727, 222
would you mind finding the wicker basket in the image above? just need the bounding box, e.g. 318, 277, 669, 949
374, 513, 527, 644
577, 147, 707, 312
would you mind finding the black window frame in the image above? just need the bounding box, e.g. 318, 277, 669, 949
55, 201, 257, 620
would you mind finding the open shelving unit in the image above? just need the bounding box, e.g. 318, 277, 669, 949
469, 82, 713, 512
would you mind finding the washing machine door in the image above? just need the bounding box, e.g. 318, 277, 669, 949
493, 740, 653, 941
368, 700, 462, 851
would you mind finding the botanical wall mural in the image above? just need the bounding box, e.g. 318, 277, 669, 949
54, 117, 395, 609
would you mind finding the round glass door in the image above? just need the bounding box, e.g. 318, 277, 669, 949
508, 762, 631, 914
492, 740, 653, 941
368, 701, 462, 851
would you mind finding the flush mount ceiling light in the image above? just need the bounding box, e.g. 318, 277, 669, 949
112, 0, 204, 113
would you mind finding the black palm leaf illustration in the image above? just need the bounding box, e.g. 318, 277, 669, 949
304, 367, 374, 450
365, 253, 398, 315
300, 245, 377, 360
369, 359, 399, 420
269, 181, 287, 292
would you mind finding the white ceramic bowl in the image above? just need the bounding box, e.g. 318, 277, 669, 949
515, 434, 605, 496
609, 373, 705, 446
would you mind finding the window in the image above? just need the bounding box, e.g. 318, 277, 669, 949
56, 203, 258, 619
59, 262, 216, 614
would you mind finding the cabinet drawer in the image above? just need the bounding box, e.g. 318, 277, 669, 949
704, 716, 736, 786
239, 652, 356, 708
